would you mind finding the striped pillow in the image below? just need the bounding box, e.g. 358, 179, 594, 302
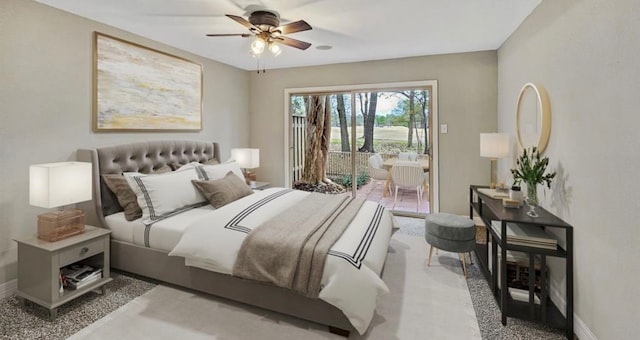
102, 165, 172, 221
124, 166, 207, 225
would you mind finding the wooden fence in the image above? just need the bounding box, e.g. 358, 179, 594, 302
292, 115, 306, 182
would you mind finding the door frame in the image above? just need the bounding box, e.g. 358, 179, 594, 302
283, 80, 439, 213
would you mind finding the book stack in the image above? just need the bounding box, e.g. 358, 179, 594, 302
61, 264, 102, 290
491, 221, 558, 249
502, 198, 522, 209
477, 188, 510, 199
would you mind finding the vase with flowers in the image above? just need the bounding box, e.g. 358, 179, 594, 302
510, 146, 556, 217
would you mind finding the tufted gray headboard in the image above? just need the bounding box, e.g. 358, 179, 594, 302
77, 140, 220, 228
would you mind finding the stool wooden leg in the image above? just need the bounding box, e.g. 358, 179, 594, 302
460, 253, 468, 278
469, 252, 474, 265
427, 245, 435, 266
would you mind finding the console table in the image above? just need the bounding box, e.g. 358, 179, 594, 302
469, 185, 574, 339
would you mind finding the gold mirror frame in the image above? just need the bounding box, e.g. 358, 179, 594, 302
515, 83, 551, 153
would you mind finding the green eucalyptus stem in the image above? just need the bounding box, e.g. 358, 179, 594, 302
510, 146, 556, 189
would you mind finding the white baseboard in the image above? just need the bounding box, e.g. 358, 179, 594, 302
549, 285, 597, 340
0, 279, 17, 299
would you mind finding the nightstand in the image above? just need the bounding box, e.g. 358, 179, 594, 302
14, 225, 112, 319
250, 181, 271, 190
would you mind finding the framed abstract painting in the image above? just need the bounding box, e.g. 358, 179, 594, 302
93, 32, 203, 131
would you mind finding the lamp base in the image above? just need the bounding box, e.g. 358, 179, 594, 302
37, 209, 85, 242
243, 170, 257, 185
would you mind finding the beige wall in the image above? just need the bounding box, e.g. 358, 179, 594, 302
498, 1, 640, 338
0, 0, 249, 285
249, 51, 498, 214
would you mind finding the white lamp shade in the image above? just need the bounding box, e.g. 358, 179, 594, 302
29, 162, 92, 209
480, 133, 510, 159
230, 148, 260, 169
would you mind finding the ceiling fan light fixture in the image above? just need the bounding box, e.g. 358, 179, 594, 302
269, 42, 282, 57
250, 37, 266, 55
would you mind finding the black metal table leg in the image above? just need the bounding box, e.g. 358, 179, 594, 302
541, 255, 547, 322
529, 253, 535, 320
501, 221, 508, 326
566, 229, 574, 339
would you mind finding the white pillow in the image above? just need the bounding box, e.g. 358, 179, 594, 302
124, 167, 207, 225
197, 161, 245, 182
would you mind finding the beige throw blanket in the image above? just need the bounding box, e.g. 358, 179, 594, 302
232, 193, 365, 298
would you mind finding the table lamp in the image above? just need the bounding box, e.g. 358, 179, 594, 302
480, 133, 509, 189
30, 162, 92, 242
230, 148, 260, 184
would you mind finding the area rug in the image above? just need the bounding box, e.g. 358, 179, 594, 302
68, 223, 482, 339
394, 216, 566, 340
0, 273, 156, 340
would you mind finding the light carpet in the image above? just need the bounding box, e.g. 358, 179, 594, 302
69, 231, 481, 339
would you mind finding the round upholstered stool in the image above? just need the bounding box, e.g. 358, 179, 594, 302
425, 213, 476, 277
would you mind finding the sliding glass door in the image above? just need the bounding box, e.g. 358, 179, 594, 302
353, 90, 431, 214
288, 84, 434, 215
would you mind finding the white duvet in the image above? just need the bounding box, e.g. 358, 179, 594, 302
169, 187, 394, 334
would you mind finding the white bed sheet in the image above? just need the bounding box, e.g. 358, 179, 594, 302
169, 188, 394, 334
104, 205, 216, 252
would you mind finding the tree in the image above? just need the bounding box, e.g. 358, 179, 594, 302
389, 90, 430, 154
301, 95, 332, 184
335, 94, 350, 152
389, 91, 417, 147
375, 115, 388, 127
407, 91, 416, 147
357, 92, 378, 153
417, 90, 430, 154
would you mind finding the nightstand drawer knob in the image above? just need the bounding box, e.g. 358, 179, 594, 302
80, 247, 89, 255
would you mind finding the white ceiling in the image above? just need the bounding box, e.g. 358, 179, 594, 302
35, 0, 540, 71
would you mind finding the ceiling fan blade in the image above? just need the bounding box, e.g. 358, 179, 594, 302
206, 33, 251, 37
276, 20, 312, 35
276, 36, 312, 50
226, 14, 260, 32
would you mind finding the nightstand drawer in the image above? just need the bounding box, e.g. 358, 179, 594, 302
58, 238, 104, 266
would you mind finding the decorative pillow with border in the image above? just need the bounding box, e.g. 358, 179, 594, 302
192, 171, 254, 208
102, 165, 172, 221
124, 166, 207, 225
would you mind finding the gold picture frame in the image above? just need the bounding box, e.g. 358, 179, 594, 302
93, 32, 203, 132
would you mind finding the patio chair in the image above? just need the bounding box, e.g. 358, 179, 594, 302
398, 151, 418, 161
367, 154, 392, 195
391, 161, 427, 211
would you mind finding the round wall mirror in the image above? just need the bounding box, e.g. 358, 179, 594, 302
516, 83, 551, 153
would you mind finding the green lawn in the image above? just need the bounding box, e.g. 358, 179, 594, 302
330, 126, 427, 141
329, 126, 428, 154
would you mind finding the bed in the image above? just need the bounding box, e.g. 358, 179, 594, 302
77, 140, 394, 336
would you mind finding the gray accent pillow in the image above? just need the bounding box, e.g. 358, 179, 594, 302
192, 171, 253, 208
102, 165, 172, 221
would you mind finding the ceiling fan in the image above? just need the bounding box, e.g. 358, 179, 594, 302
206, 10, 312, 57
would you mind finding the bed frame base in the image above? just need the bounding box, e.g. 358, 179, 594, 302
329, 326, 351, 337
110, 240, 354, 335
